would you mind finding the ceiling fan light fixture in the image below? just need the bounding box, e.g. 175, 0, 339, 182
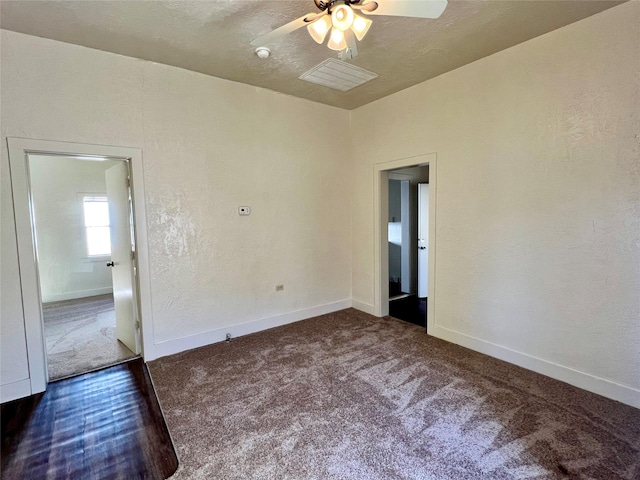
351, 14, 372, 41
307, 15, 331, 44
327, 27, 347, 51
331, 4, 354, 31
250, 0, 450, 59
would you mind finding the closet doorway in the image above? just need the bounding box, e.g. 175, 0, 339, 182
373, 152, 437, 334
387, 167, 429, 327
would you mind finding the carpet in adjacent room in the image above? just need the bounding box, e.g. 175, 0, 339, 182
43, 294, 137, 379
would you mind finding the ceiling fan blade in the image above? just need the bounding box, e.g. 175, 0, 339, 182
359, 0, 448, 19
342, 30, 359, 60
250, 13, 319, 46
304, 11, 328, 23
351, 2, 378, 13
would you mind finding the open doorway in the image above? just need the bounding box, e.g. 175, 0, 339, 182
373, 153, 436, 333
387, 166, 429, 327
8, 138, 152, 396
28, 154, 140, 380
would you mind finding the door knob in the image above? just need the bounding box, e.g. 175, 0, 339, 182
106, 261, 114, 267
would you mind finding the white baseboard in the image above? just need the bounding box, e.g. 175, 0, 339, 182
0, 378, 31, 403
42, 287, 113, 303
351, 299, 375, 315
143, 296, 638, 408
430, 324, 640, 409
145, 299, 353, 361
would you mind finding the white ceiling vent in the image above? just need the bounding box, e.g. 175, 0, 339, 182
299, 58, 378, 92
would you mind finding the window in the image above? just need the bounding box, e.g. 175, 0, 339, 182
83, 196, 111, 256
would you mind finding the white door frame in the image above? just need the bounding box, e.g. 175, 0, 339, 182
7, 138, 153, 395
373, 153, 437, 332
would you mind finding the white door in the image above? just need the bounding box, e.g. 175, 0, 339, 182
418, 183, 429, 298
105, 162, 139, 354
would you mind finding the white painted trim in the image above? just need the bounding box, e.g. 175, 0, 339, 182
7, 138, 49, 395
0, 379, 32, 403
430, 324, 640, 409
351, 299, 376, 316
374, 168, 390, 317
426, 161, 437, 335
128, 148, 153, 359
373, 153, 437, 325
145, 299, 352, 361
6, 138, 153, 398
42, 287, 113, 303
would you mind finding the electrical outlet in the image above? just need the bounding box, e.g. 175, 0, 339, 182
226, 333, 232, 342
238, 206, 251, 216
275, 284, 284, 292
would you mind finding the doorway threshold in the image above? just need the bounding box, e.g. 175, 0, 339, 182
389, 293, 412, 301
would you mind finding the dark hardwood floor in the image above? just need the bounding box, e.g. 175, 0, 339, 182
389, 295, 427, 328
1, 359, 178, 480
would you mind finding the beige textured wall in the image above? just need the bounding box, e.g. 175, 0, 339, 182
29, 156, 118, 302
350, 2, 640, 405
1, 30, 351, 391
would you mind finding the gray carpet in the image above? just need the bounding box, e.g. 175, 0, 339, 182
149, 308, 640, 479
43, 294, 137, 380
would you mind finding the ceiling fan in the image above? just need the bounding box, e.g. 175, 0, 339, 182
250, 0, 448, 59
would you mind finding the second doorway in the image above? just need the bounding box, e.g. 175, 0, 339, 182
387, 165, 429, 328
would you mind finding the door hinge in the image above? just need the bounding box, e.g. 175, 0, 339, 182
130, 251, 135, 261
126, 177, 131, 188
135, 320, 140, 330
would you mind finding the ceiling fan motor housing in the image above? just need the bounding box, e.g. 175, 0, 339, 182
314, 0, 363, 13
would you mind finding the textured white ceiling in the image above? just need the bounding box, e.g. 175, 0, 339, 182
0, 0, 624, 109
